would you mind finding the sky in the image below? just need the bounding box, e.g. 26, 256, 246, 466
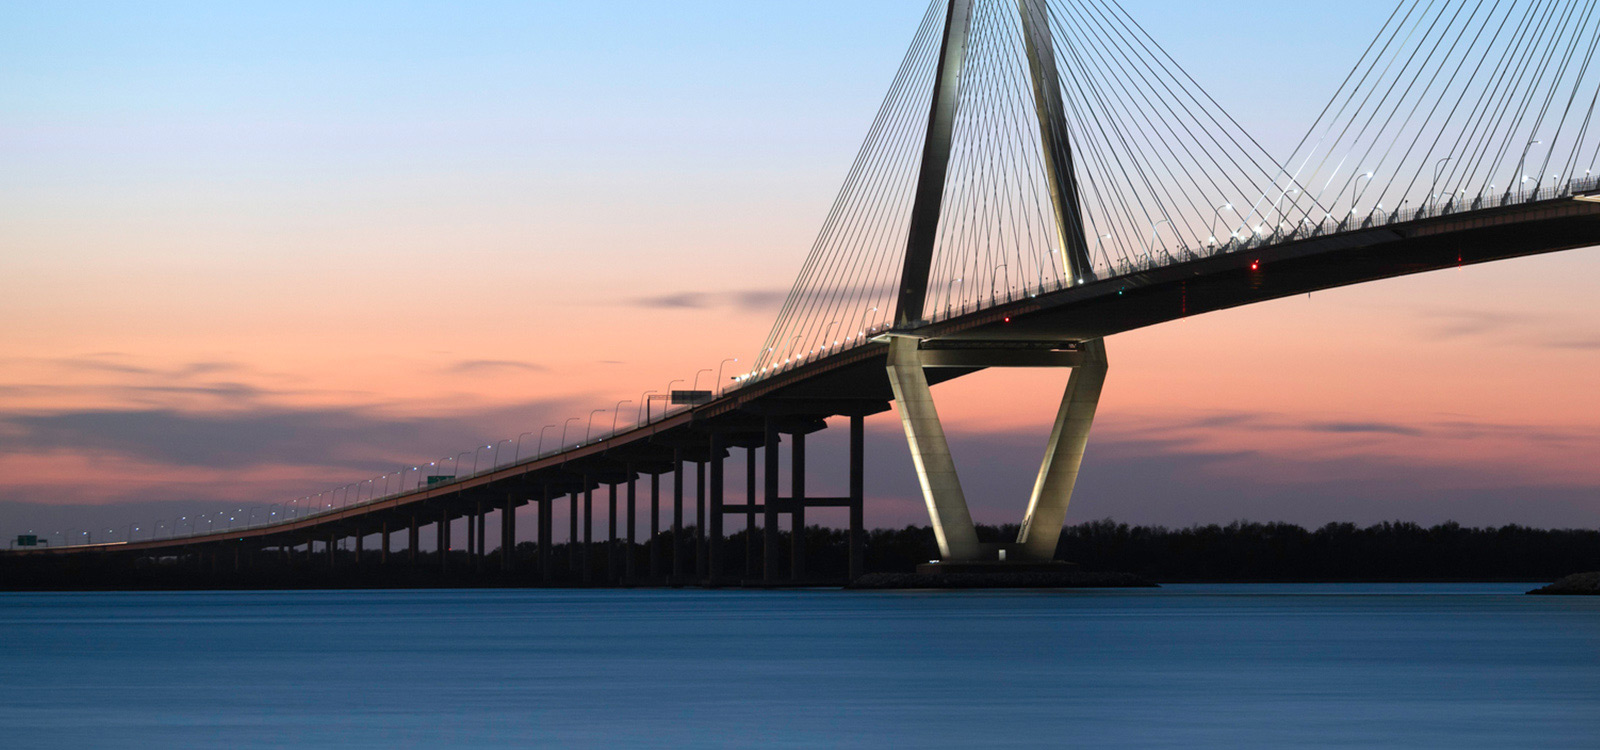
3, 0, 1599, 543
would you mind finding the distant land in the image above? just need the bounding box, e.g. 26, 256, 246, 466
3, 519, 1597, 591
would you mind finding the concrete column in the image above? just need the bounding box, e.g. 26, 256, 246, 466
328, 533, 336, 566
791, 430, 806, 581
476, 504, 486, 570
381, 521, 390, 564
746, 447, 757, 581
438, 509, 450, 572
502, 494, 516, 572
695, 458, 706, 581
625, 466, 637, 584
885, 335, 981, 561
709, 433, 725, 586
409, 516, 419, 565
582, 483, 593, 585
672, 448, 684, 585
568, 493, 578, 575
354, 528, 363, 566
849, 414, 866, 581
1016, 338, 1108, 560
649, 472, 661, 582
539, 485, 553, 583
607, 482, 618, 583
763, 419, 780, 582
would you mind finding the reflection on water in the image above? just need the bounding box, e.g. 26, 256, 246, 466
0, 585, 1596, 748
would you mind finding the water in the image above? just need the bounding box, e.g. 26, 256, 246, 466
0, 584, 1596, 748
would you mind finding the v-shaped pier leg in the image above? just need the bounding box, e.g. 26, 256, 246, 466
1016, 338, 1106, 560
886, 336, 982, 561
886, 335, 1107, 563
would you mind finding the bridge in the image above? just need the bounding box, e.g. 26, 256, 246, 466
9, 0, 1600, 585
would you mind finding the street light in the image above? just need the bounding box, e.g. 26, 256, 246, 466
1511, 139, 1542, 198
638, 391, 658, 423
514, 431, 539, 462
691, 368, 713, 392
489, 439, 513, 471
1208, 204, 1231, 245
715, 358, 738, 395
584, 409, 606, 444
559, 417, 582, 450
611, 400, 633, 434
534, 425, 557, 459
1429, 157, 1452, 210
857, 307, 879, 340
1349, 172, 1374, 220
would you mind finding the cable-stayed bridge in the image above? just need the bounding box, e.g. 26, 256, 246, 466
10, 0, 1600, 584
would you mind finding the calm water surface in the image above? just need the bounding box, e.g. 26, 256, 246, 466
1, 584, 1596, 748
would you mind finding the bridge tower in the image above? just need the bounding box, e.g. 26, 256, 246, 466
890, 0, 1106, 565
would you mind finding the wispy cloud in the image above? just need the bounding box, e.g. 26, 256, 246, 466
627, 289, 786, 311
446, 359, 546, 374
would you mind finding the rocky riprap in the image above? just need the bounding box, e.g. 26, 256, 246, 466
1527, 571, 1600, 595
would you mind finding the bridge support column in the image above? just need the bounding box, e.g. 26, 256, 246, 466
568, 493, 578, 577
625, 466, 637, 585
791, 431, 806, 582
502, 494, 516, 572
885, 335, 981, 561
607, 482, 618, 584
354, 528, 363, 566
465, 507, 475, 561
539, 485, 553, 584
381, 521, 390, 565
746, 447, 757, 581
649, 472, 661, 583
885, 335, 1107, 562
709, 433, 725, 587
582, 482, 593, 585
763, 419, 780, 583
696, 458, 706, 582
328, 533, 336, 566
672, 448, 684, 586
849, 414, 865, 581
476, 502, 486, 572
1016, 339, 1108, 560
408, 516, 419, 565
438, 509, 449, 572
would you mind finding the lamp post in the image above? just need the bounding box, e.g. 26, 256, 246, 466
715, 358, 738, 395
637, 392, 657, 424
584, 409, 606, 444
857, 307, 879, 340
691, 368, 713, 393
1511, 139, 1542, 198
560, 417, 582, 451
611, 400, 633, 435
1349, 172, 1374, 222
1145, 219, 1172, 262
454, 452, 472, 478
514, 431, 538, 462
534, 425, 557, 458
1208, 204, 1231, 246
665, 379, 684, 408
1429, 157, 1452, 210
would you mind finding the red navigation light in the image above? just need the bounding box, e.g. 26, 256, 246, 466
1003, 316, 1011, 323
1249, 259, 1260, 271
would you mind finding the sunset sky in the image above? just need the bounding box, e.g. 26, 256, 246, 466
4, 0, 1599, 543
